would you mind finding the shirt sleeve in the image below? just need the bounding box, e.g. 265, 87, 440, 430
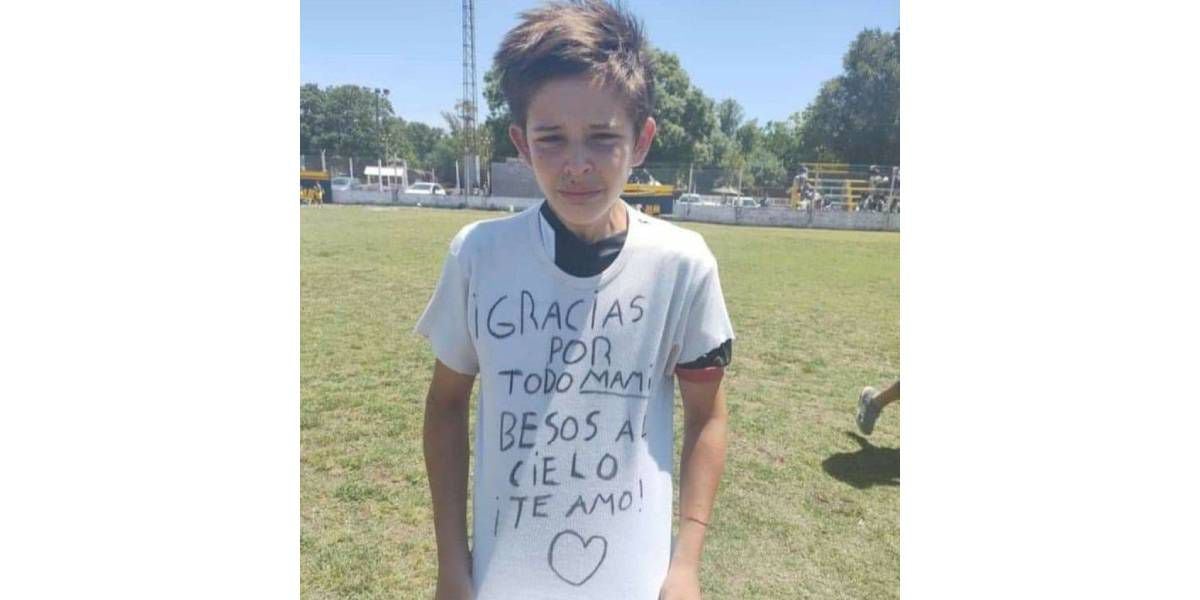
674, 260, 736, 372
414, 231, 479, 376
676, 338, 733, 370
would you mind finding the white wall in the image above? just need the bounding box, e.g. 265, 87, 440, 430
330, 190, 543, 212
673, 203, 899, 231
329, 191, 899, 232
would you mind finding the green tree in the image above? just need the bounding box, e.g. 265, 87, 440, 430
300, 83, 326, 156
717, 98, 744, 138
762, 115, 804, 171
646, 49, 718, 168
735, 119, 763, 156
386, 118, 416, 163
744, 147, 786, 190
431, 100, 493, 187
798, 28, 900, 165
705, 132, 733, 169
299, 84, 396, 159
482, 68, 519, 161
402, 121, 445, 168
430, 137, 461, 184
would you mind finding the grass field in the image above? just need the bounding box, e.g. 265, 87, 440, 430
301, 205, 899, 599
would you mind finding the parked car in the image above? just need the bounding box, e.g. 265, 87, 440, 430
406, 182, 446, 195
331, 176, 360, 191
679, 193, 723, 206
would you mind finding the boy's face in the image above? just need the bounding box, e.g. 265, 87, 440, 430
510, 74, 656, 227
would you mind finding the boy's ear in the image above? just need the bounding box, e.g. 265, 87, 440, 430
508, 124, 532, 166
630, 116, 657, 168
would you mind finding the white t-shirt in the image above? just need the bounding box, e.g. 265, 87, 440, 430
415, 201, 735, 599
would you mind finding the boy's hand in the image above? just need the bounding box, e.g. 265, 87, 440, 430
433, 570, 474, 600
659, 563, 702, 600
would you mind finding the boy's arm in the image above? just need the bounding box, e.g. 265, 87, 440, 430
669, 375, 729, 574
423, 359, 477, 586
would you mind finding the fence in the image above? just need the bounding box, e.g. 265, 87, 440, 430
301, 154, 444, 191
673, 202, 899, 231
483, 159, 899, 212
304, 154, 898, 211
329, 187, 542, 212
304, 154, 899, 230
643, 162, 899, 211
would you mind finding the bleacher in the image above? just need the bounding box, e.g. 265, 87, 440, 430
798, 162, 898, 211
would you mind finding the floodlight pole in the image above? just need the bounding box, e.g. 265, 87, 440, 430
462, 0, 478, 204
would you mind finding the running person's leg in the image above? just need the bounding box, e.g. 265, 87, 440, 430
875, 380, 898, 408
857, 380, 898, 435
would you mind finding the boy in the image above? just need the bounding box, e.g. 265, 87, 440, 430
416, 2, 734, 598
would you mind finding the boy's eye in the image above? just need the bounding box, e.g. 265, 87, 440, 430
592, 134, 619, 142
535, 136, 564, 143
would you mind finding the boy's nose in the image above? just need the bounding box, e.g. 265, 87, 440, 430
562, 147, 593, 178
563, 163, 592, 179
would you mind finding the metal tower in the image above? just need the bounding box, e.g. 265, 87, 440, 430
461, 0, 479, 202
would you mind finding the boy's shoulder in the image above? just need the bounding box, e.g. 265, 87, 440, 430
629, 210, 719, 271
446, 206, 534, 257
447, 204, 720, 274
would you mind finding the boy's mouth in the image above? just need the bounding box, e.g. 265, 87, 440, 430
558, 189, 603, 202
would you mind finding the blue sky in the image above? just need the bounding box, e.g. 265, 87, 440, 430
301, 0, 899, 129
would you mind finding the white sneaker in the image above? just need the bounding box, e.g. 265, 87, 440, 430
857, 386, 881, 435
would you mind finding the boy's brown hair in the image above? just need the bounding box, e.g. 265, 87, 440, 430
493, 0, 655, 132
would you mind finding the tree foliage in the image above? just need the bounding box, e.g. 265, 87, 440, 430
299, 84, 397, 159
797, 28, 900, 165
427, 101, 495, 185
717, 99, 744, 138
482, 68, 519, 161
404, 121, 445, 168
301, 83, 458, 173
645, 49, 719, 167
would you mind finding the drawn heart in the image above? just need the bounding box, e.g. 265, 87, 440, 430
547, 529, 608, 587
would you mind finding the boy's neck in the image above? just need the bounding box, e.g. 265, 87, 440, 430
545, 200, 628, 244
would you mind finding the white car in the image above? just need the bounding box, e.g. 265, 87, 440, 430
406, 182, 446, 195
678, 193, 722, 206
331, 176, 360, 191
